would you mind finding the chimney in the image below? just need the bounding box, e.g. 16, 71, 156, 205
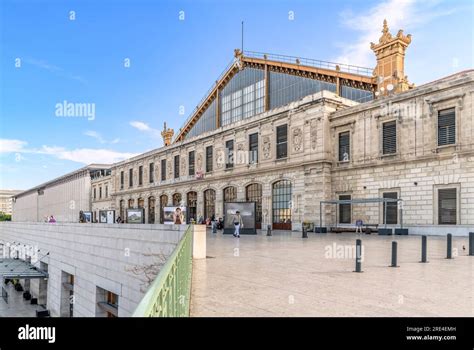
371, 19, 414, 95
161, 122, 174, 146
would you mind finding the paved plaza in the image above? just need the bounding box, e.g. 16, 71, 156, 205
191, 230, 473, 317
0, 283, 45, 317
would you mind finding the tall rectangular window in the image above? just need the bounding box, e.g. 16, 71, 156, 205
188, 151, 195, 176
138, 165, 143, 185
382, 121, 397, 155
206, 146, 213, 173
149, 163, 154, 183
93, 187, 96, 200
339, 131, 350, 161
161, 159, 166, 181
383, 192, 398, 224
438, 188, 457, 224
99, 187, 102, 199
339, 194, 351, 224
276, 124, 288, 159
249, 133, 258, 164
120, 171, 124, 189
226, 140, 234, 169
105, 185, 108, 198
438, 108, 455, 146
174, 155, 180, 178
129, 169, 133, 187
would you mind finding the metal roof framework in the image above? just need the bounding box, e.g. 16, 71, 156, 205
0, 258, 48, 280
319, 197, 404, 232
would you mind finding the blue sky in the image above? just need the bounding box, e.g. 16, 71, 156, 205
1, 0, 473, 190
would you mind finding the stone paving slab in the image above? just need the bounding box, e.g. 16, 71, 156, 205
190, 230, 473, 317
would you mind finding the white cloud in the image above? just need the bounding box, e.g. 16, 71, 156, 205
334, 0, 457, 67
0, 139, 27, 153
38, 146, 137, 164
130, 121, 161, 138
84, 130, 105, 144
0, 138, 136, 165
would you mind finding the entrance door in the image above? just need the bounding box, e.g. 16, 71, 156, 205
272, 180, 292, 230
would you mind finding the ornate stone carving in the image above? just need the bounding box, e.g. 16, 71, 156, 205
310, 119, 317, 150
197, 153, 203, 171
292, 128, 303, 152
181, 157, 186, 175
216, 149, 224, 169
263, 136, 271, 159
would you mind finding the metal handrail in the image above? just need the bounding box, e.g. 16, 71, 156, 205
132, 225, 193, 317
244, 50, 373, 77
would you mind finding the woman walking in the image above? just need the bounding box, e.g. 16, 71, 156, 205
232, 211, 243, 238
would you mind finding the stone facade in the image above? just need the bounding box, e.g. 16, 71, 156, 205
102, 70, 474, 234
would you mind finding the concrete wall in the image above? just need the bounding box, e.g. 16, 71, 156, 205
0, 222, 186, 317
13, 174, 92, 223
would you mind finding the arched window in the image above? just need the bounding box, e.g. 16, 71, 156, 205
148, 196, 155, 224
187, 191, 197, 223
246, 183, 262, 229
137, 198, 144, 209
159, 195, 168, 224
172, 193, 182, 206
204, 189, 216, 221
272, 180, 292, 230
223, 186, 237, 203
128, 199, 134, 208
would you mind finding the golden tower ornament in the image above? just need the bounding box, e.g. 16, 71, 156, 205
371, 19, 414, 95
161, 122, 174, 146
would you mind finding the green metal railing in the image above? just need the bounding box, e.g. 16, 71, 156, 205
132, 225, 193, 317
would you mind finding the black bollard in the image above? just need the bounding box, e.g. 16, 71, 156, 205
420, 235, 428, 263
302, 226, 308, 238
469, 232, 474, 256
354, 239, 362, 273
266, 224, 272, 237
446, 233, 452, 259
390, 241, 398, 267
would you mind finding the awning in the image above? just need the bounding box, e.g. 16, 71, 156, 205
0, 258, 48, 280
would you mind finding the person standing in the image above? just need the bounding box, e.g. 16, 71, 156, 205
232, 211, 243, 238
355, 218, 363, 235
211, 214, 217, 233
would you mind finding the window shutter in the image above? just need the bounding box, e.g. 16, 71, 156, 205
382, 121, 397, 154
438, 108, 455, 146
438, 188, 457, 224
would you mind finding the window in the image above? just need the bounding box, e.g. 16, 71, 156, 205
272, 180, 292, 229
187, 192, 197, 224
120, 171, 124, 189
159, 195, 168, 223
438, 108, 455, 146
382, 121, 397, 155
276, 125, 288, 159
188, 151, 195, 176
149, 163, 154, 183
129, 168, 133, 187
249, 133, 258, 164
174, 155, 180, 178
246, 183, 262, 228
138, 166, 143, 185
339, 132, 350, 161
223, 186, 237, 203
93, 187, 96, 200
161, 159, 166, 181
105, 185, 108, 198
204, 189, 216, 220
206, 146, 213, 173
225, 140, 234, 169
338, 195, 351, 224
99, 187, 102, 199
173, 193, 182, 206
383, 192, 398, 224
438, 188, 457, 224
